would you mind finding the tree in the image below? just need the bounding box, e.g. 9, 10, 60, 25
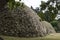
8, 0, 23, 10
34, 7, 39, 13
38, 0, 58, 22
38, 11, 45, 20
0, 0, 23, 10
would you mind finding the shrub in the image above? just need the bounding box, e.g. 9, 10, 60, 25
50, 21, 59, 32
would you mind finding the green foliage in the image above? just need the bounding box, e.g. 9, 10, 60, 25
44, 11, 57, 22
51, 21, 58, 27
8, 0, 15, 10
38, 0, 58, 22
40, 1, 47, 10
38, 12, 45, 21
38, 11, 56, 22
8, 0, 23, 10
50, 21, 59, 32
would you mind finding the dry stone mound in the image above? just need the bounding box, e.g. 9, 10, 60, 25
0, 6, 55, 37
41, 21, 56, 34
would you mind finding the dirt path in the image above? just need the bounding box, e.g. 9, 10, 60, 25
44, 33, 60, 39
0, 33, 60, 40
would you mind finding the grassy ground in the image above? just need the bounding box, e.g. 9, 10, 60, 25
0, 33, 60, 40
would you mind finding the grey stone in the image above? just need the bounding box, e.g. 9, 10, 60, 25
0, 6, 56, 37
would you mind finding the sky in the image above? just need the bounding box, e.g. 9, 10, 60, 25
15, 0, 60, 19
21, 0, 48, 9
15, 0, 48, 9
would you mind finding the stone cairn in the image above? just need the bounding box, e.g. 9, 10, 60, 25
0, 6, 56, 37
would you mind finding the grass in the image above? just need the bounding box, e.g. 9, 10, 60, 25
0, 33, 60, 40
